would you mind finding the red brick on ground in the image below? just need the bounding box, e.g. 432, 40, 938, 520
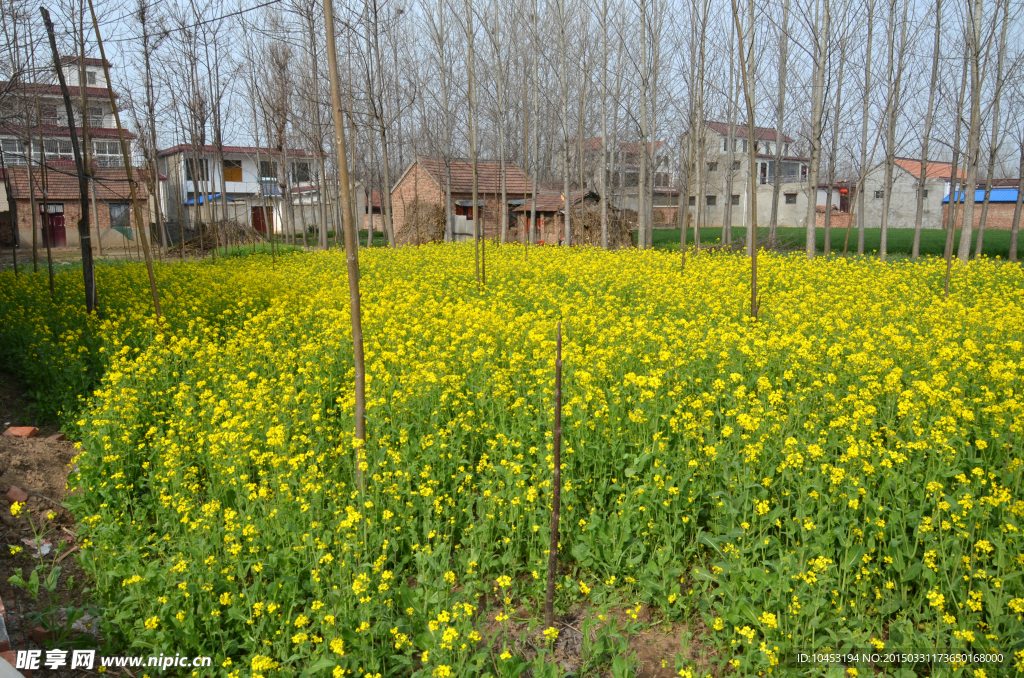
1, 428, 37, 439
44, 433, 65, 442
3, 487, 27, 504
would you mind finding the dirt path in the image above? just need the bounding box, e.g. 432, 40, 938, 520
0, 373, 103, 677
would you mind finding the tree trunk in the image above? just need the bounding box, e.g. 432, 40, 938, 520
804, 0, 830, 260
769, 0, 789, 245
600, 0, 609, 249
974, 0, 1009, 258
912, 0, 941, 260
824, 35, 846, 256
1010, 140, 1022, 262
560, 0, 571, 247
466, 0, 481, 285
857, 0, 875, 255
721, 26, 737, 245
637, 0, 649, 249
956, 0, 984, 261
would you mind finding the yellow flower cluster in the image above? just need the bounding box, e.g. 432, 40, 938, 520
2, 244, 1023, 672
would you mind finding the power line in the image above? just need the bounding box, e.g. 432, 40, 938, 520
83, 0, 284, 45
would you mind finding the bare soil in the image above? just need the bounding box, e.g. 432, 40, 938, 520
0, 372, 104, 677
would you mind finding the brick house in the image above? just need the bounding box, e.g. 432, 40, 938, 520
942, 188, 1021, 231
2, 165, 150, 249
0, 56, 150, 249
390, 157, 532, 243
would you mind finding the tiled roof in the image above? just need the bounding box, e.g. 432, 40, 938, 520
894, 158, 965, 179
4, 165, 151, 202
0, 123, 135, 140
704, 121, 794, 143
59, 56, 110, 67
512, 191, 565, 212
157, 144, 320, 158
582, 137, 667, 153
0, 81, 119, 99
414, 157, 532, 194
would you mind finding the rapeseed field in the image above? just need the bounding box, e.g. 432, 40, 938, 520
1, 245, 1023, 676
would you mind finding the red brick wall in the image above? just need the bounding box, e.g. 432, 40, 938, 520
391, 162, 524, 242
815, 212, 852, 230
14, 195, 150, 250
942, 203, 1020, 231
391, 163, 443, 240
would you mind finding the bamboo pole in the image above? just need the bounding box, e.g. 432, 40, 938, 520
86, 0, 161, 319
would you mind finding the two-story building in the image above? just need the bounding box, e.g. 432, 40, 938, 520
685, 122, 813, 229
156, 145, 321, 238
0, 57, 150, 250
579, 138, 676, 224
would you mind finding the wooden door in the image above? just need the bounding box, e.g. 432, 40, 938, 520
252, 206, 273, 235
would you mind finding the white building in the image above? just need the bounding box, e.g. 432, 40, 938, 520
156, 145, 322, 237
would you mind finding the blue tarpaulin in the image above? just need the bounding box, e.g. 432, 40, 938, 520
184, 194, 234, 205
943, 188, 1019, 203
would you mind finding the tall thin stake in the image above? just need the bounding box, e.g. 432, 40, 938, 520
87, 0, 161, 320
324, 0, 367, 489
41, 7, 96, 312
544, 321, 563, 629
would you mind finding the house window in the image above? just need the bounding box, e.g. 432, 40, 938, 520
223, 159, 242, 182
800, 165, 807, 179
109, 202, 130, 232
733, 161, 741, 170
186, 158, 209, 181
731, 194, 740, 205
43, 203, 64, 213
708, 162, 718, 172
722, 138, 728, 152
688, 196, 695, 206
93, 140, 122, 167
784, 193, 797, 204
86, 70, 97, 85
40, 105, 58, 125
706, 195, 717, 206
1, 139, 27, 164
921, 189, 929, 198
292, 161, 311, 183
259, 160, 278, 181
88, 106, 103, 127
874, 190, 884, 199
43, 139, 73, 161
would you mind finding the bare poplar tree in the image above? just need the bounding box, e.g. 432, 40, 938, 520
802, 0, 831, 259
973, 0, 1010, 257
768, 0, 789, 245
911, 0, 941, 260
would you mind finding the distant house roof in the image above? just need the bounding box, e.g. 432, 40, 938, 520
894, 157, 965, 179
512, 191, 563, 213
409, 157, 532, 195
0, 81, 119, 99
511, 189, 603, 213
582, 137, 667, 154
60, 56, 111, 68
0, 122, 135, 140
4, 165, 150, 201
981, 178, 1021, 188
704, 121, 795, 143
157, 144, 319, 158
943, 188, 1019, 203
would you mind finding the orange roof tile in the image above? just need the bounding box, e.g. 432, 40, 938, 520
894, 157, 965, 179
414, 157, 532, 195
